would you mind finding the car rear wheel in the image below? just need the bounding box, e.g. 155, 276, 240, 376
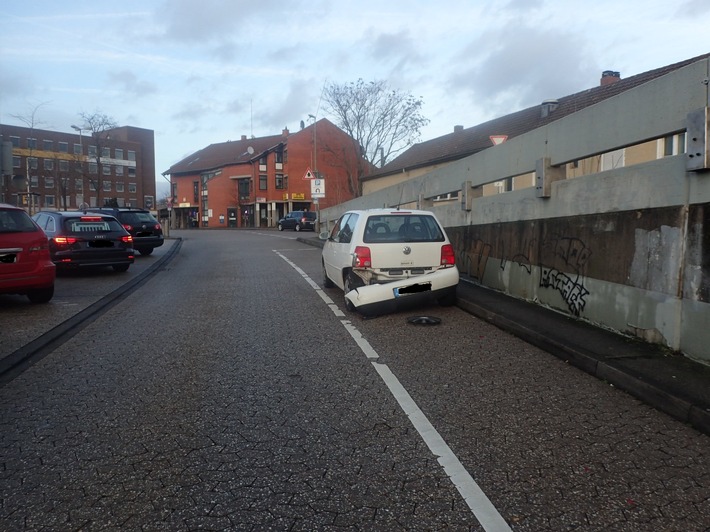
278, 223, 284, 231
113, 264, 130, 272
139, 248, 154, 256
295, 224, 301, 232
26, 286, 54, 304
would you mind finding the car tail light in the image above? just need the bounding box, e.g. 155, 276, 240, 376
121, 235, 133, 243
53, 236, 78, 246
80, 216, 102, 222
154, 223, 161, 230
440, 244, 456, 267
352, 246, 372, 268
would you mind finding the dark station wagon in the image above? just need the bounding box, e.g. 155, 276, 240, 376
32, 211, 135, 272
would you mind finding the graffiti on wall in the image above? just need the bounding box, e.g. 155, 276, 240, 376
539, 236, 592, 316
453, 231, 593, 316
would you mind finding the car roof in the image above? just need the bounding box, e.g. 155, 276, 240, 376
345, 208, 438, 216
0, 203, 24, 211
37, 210, 119, 219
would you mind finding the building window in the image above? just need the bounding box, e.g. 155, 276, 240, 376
129, 183, 137, 193
128, 167, 136, 177
275, 174, 284, 189
89, 162, 98, 174
115, 148, 123, 160
58, 141, 68, 153
116, 182, 124, 192
88, 145, 97, 157
45, 176, 54, 188
103, 181, 111, 192
75, 179, 83, 192
12, 156, 20, 168
103, 164, 111, 175
27, 157, 38, 170
30, 176, 39, 188
43, 139, 53, 151
73, 143, 82, 155
10, 136, 20, 147
115, 165, 123, 176
127, 150, 136, 161
193, 180, 199, 202
89, 181, 97, 192
259, 174, 267, 190
27, 138, 37, 149
44, 195, 55, 208
44, 159, 54, 171
102, 147, 110, 158
59, 160, 69, 172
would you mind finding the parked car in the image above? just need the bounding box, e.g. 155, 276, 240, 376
85, 207, 164, 255
321, 208, 459, 315
0, 203, 56, 303
277, 210, 317, 232
32, 211, 135, 272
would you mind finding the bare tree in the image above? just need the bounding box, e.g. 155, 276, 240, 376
10, 102, 50, 214
76, 111, 118, 207
323, 79, 429, 170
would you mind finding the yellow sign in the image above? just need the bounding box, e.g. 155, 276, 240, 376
292, 193, 305, 200
283, 193, 289, 200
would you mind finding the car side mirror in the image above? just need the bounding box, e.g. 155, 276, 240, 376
319, 230, 330, 241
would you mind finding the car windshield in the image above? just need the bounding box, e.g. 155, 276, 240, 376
0, 209, 38, 233
64, 217, 123, 233
362, 214, 445, 243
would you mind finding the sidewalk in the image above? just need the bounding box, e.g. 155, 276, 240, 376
299, 236, 710, 436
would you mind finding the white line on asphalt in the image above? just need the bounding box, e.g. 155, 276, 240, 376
273, 250, 512, 532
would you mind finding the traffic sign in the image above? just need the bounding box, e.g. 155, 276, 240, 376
303, 167, 315, 179
311, 178, 325, 198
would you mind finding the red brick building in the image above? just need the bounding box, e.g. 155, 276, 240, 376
163, 119, 371, 229
1, 124, 156, 213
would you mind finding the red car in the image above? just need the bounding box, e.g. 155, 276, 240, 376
0, 203, 56, 303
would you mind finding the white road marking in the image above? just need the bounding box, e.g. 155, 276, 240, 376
274, 250, 511, 531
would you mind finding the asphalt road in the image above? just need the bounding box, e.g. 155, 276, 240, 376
1, 229, 708, 530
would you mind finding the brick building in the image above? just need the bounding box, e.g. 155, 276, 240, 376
0, 123, 156, 213
163, 118, 372, 229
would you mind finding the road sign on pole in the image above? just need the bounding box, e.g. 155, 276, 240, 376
311, 178, 325, 198
303, 167, 315, 179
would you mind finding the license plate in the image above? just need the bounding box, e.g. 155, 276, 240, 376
393, 282, 432, 297
89, 241, 114, 248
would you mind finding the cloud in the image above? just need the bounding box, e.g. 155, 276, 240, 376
157, 0, 291, 43
448, 24, 599, 116
107, 70, 159, 98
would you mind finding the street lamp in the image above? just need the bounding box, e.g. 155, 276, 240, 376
71, 125, 89, 209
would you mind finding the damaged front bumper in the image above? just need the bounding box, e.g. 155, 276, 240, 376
345, 266, 459, 316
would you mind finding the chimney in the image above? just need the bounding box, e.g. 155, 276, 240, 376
454, 125, 464, 133
282, 128, 289, 137
600, 70, 621, 86
241, 135, 247, 141
540, 99, 559, 118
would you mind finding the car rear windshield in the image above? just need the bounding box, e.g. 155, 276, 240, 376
0, 209, 38, 233
122, 212, 156, 224
363, 214, 445, 243
63, 217, 124, 234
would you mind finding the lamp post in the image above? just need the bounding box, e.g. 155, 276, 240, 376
71, 125, 89, 209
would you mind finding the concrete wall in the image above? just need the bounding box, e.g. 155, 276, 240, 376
321, 58, 710, 365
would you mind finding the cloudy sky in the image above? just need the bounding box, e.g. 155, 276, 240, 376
2, 0, 709, 198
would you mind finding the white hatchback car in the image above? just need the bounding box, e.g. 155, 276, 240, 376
322, 208, 459, 315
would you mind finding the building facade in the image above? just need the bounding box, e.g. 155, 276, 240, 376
0, 124, 156, 213
163, 118, 371, 229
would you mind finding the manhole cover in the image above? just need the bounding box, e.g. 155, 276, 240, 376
406, 316, 442, 325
